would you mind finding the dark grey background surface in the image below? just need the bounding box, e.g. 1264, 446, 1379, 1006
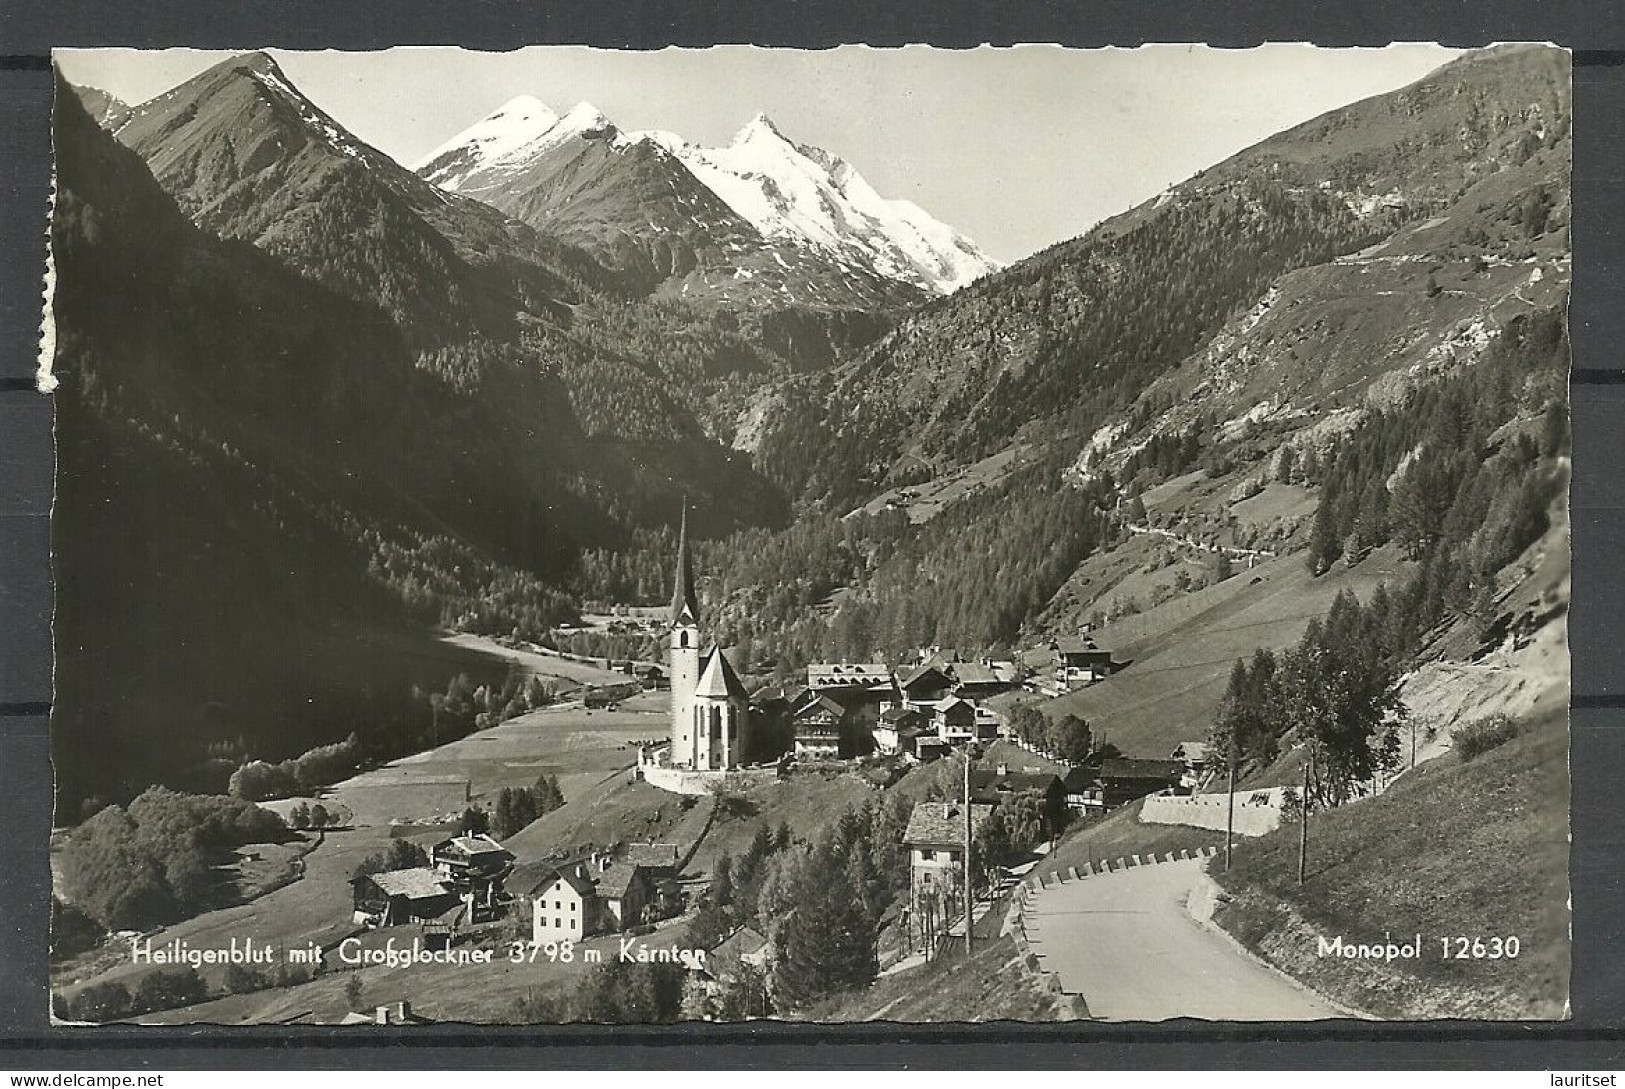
1, 0, 1622, 1068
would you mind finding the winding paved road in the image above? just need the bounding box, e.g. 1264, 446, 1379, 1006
1023, 859, 1345, 1021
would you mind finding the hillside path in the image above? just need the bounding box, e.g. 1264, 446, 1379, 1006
1023, 859, 1342, 1021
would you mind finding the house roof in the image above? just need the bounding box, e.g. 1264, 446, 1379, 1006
508, 851, 593, 896
424, 900, 467, 926
361, 867, 454, 900
1098, 758, 1185, 781
713, 925, 768, 958
695, 646, 749, 701
898, 664, 951, 690
706, 926, 770, 979
537, 867, 598, 899
623, 843, 681, 869
935, 696, 974, 717
437, 833, 512, 859
751, 682, 806, 707
1054, 636, 1108, 656
596, 863, 648, 900
1172, 742, 1211, 762
950, 663, 1003, 687
807, 662, 895, 689
794, 693, 848, 720
1061, 766, 1099, 791
879, 705, 921, 724
971, 768, 1062, 794
903, 801, 994, 848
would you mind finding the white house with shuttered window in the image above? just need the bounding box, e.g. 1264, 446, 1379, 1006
531, 866, 597, 943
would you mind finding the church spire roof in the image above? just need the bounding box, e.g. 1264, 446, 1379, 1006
670, 501, 700, 627
695, 645, 749, 701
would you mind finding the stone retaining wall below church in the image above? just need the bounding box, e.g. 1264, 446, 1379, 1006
639, 764, 778, 797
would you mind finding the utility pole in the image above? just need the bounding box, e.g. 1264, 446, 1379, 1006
963, 752, 973, 956
1297, 748, 1312, 886
1225, 741, 1236, 872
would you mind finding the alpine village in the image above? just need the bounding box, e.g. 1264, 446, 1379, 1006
48, 45, 1570, 1024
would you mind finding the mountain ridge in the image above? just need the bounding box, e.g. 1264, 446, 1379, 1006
112, 52, 607, 349
745, 44, 1570, 512
417, 95, 999, 303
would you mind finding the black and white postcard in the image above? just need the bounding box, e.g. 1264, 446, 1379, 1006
42, 44, 1570, 1025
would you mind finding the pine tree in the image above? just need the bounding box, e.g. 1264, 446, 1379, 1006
1053, 714, 1092, 764
1473, 578, 1499, 642
711, 854, 735, 909
769, 840, 879, 1008
1306, 492, 1340, 576
1126, 492, 1148, 525
1276, 445, 1296, 484
491, 789, 516, 840
459, 806, 489, 836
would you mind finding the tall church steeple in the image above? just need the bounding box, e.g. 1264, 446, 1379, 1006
670, 501, 700, 627
668, 501, 702, 766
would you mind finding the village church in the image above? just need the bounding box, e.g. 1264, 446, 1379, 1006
666, 507, 750, 771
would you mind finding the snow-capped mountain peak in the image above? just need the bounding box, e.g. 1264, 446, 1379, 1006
665, 118, 999, 293
558, 100, 614, 137
413, 95, 562, 185
733, 111, 788, 146
420, 97, 1001, 295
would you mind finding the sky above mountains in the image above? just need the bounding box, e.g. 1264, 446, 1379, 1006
56, 44, 1460, 263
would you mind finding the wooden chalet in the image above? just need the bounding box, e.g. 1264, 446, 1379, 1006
932, 697, 981, 745
623, 842, 683, 916
1095, 758, 1185, 809
1061, 766, 1105, 815
350, 867, 462, 929
430, 832, 515, 922
971, 765, 1067, 828
1051, 635, 1120, 686
1171, 741, 1214, 790
897, 663, 954, 706
948, 660, 1015, 700
792, 694, 847, 759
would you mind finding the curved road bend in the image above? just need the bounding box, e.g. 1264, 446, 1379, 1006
1023, 858, 1344, 1021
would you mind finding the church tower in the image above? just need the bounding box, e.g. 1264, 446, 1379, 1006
668, 504, 702, 767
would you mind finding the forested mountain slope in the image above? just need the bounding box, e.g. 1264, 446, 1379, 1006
748, 45, 1570, 514
112, 53, 601, 349
49, 73, 782, 812
585, 46, 1570, 766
